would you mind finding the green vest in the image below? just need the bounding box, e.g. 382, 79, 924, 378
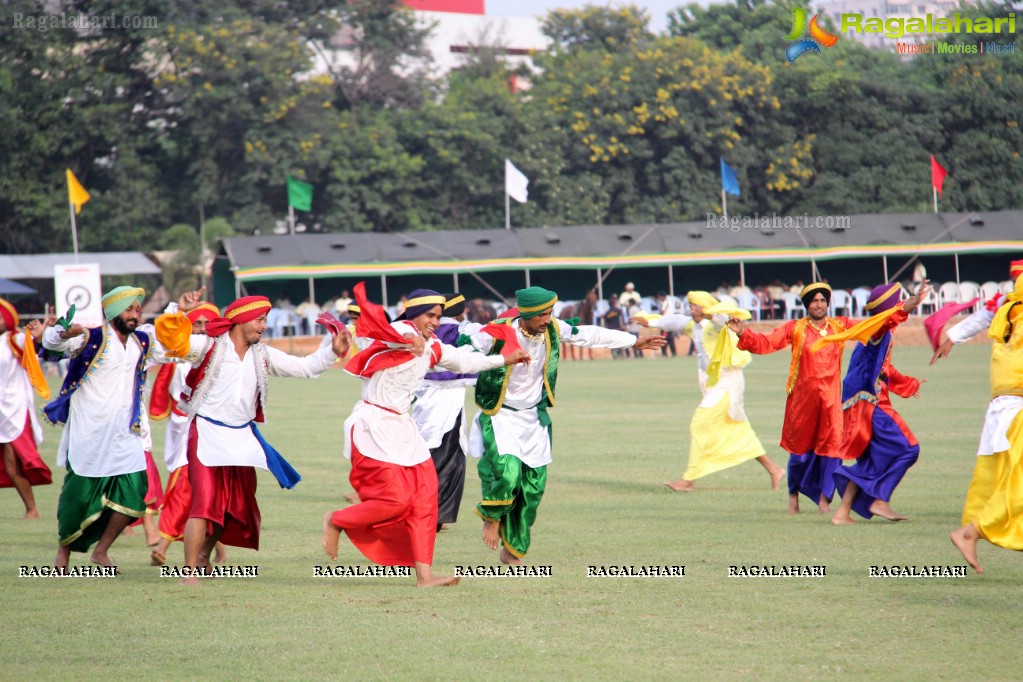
475, 319, 561, 415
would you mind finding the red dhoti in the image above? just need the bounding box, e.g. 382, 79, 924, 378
0, 412, 51, 488
130, 450, 164, 528
187, 420, 260, 550
157, 465, 191, 542
331, 445, 439, 567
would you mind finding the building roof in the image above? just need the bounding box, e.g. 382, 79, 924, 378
0, 252, 162, 280
217, 211, 1023, 283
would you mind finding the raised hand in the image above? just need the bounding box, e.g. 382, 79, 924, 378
59, 323, 86, 340
178, 286, 207, 313
727, 317, 746, 336
633, 334, 666, 351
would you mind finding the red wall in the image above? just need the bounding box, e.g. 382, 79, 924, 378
400, 0, 485, 14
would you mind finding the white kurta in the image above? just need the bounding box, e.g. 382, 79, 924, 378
468, 319, 636, 468
163, 363, 192, 471
42, 324, 147, 477
976, 396, 1023, 457
189, 335, 338, 468
344, 323, 505, 467
0, 331, 42, 445
947, 307, 996, 344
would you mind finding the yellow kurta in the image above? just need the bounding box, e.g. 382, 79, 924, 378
683, 366, 764, 481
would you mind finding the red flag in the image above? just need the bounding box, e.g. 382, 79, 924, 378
931, 155, 947, 196
481, 322, 522, 356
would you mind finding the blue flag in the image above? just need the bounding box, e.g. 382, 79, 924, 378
720, 158, 740, 197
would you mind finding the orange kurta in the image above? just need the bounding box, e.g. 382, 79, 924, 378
738, 316, 852, 458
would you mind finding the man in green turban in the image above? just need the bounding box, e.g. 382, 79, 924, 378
469, 286, 665, 564
41, 285, 152, 571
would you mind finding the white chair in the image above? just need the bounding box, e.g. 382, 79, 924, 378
737, 290, 761, 321
918, 287, 939, 315
850, 287, 870, 317
937, 281, 960, 307
980, 281, 1001, 303
958, 281, 981, 310
782, 291, 804, 320
1001, 280, 1014, 294
830, 289, 853, 317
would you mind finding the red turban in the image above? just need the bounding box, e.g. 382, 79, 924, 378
207, 296, 271, 337
1011, 260, 1023, 282
0, 298, 17, 331
187, 302, 220, 324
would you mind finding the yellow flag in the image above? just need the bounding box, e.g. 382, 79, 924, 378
66, 169, 90, 215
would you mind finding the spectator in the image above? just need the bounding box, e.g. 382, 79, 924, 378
602, 294, 626, 359
295, 297, 321, 335
619, 282, 642, 307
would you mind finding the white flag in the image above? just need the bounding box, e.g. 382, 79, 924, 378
505, 159, 529, 203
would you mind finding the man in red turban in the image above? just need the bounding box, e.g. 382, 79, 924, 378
157, 289, 351, 584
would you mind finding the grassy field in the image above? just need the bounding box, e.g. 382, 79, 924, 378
2, 343, 1022, 680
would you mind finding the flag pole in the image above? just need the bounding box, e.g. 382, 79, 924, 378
288, 204, 296, 235
933, 186, 938, 214
505, 191, 511, 230
68, 202, 80, 263
722, 188, 727, 223
199, 204, 207, 291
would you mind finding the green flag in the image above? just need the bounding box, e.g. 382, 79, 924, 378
287, 175, 312, 212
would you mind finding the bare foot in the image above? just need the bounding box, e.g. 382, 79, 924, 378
500, 547, 523, 566
213, 542, 228, 564
416, 575, 461, 588
55, 545, 70, 570
482, 519, 500, 550
180, 576, 201, 586
90, 551, 121, 574
869, 500, 908, 522
23, 508, 41, 520
818, 499, 832, 514
664, 480, 694, 492
150, 548, 167, 566
770, 468, 785, 491
831, 513, 856, 526
788, 494, 800, 515
951, 524, 983, 574
322, 512, 341, 560
343, 492, 359, 504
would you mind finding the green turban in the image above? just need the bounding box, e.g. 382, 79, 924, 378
102, 286, 145, 321
515, 286, 558, 319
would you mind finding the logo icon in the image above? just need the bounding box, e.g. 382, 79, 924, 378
785, 8, 839, 62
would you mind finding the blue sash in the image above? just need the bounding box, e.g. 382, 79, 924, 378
197, 415, 301, 489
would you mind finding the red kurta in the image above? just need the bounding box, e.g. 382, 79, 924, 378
738, 316, 852, 458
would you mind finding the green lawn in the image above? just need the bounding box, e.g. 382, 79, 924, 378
2, 343, 1021, 680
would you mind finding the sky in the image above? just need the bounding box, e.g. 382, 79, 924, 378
485, 1, 693, 33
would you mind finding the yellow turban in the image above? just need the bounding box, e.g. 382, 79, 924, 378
687, 291, 718, 308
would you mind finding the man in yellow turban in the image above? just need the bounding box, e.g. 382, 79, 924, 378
636, 291, 785, 492
952, 273, 1023, 573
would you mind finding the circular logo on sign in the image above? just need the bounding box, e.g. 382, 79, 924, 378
66, 285, 91, 308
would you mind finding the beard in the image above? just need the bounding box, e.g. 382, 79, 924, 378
111, 316, 138, 336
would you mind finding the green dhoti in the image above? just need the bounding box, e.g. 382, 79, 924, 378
57, 464, 147, 552
474, 411, 548, 558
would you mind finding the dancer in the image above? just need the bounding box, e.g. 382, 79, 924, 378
469, 286, 665, 564
323, 286, 529, 587
156, 290, 348, 583
951, 275, 1023, 573
824, 283, 930, 524
0, 299, 52, 519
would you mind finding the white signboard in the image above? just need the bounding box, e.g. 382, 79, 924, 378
54, 263, 103, 328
